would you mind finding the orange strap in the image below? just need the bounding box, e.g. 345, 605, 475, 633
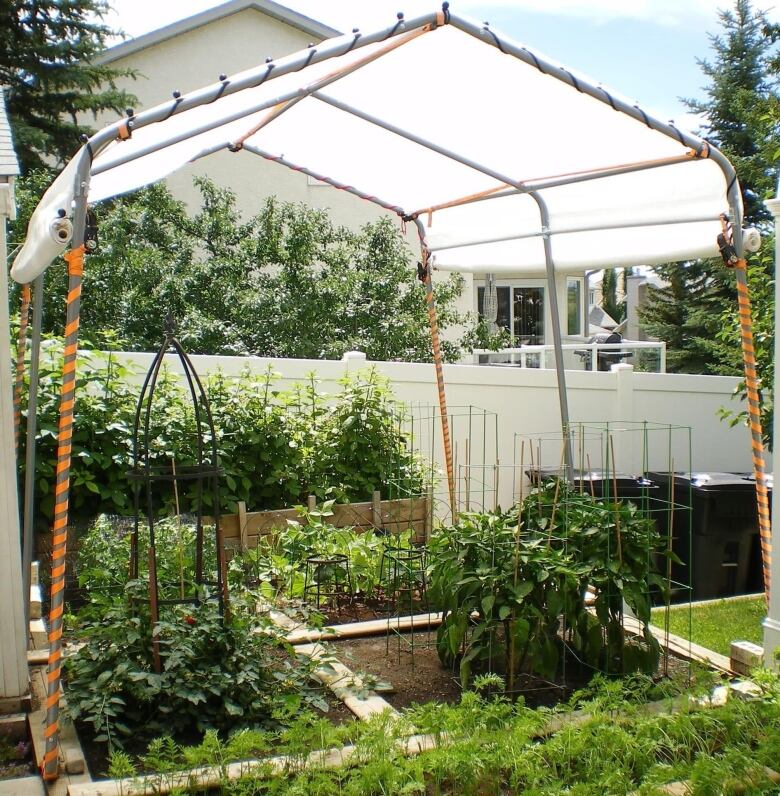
64, 246, 85, 276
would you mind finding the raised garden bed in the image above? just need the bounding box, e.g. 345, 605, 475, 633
215, 493, 431, 554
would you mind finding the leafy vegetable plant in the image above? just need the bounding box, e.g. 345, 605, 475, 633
429, 480, 670, 688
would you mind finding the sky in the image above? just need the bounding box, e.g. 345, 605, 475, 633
103, 0, 780, 134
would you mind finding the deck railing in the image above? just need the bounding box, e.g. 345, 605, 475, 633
472, 341, 667, 373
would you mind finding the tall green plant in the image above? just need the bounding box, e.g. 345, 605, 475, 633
10, 177, 473, 361
429, 483, 667, 689
19, 345, 431, 524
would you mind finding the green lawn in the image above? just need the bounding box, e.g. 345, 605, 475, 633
650, 596, 765, 656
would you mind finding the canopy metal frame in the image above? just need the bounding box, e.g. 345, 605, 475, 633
16, 6, 767, 779
58, 8, 744, 472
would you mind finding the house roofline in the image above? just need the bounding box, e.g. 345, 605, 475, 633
96, 0, 341, 65
0, 89, 20, 178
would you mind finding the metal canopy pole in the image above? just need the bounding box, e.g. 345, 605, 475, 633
410, 153, 704, 218
427, 213, 720, 254
725, 193, 772, 607
21, 274, 43, 633
242, 144, 408, 215
311, 91, 522, 189
42, 159, 91, 781
531, 191, 574, 480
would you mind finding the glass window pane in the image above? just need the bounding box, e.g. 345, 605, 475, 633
496, 287, 511, 331
513, 287, 544, 344
567, 279, 581, 335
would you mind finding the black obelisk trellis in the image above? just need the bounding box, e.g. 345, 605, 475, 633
129, 322, 229, 671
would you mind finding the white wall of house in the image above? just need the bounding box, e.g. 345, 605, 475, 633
91, 8, 405, 232
469, 271, 586, 346
111, 350, 756, 510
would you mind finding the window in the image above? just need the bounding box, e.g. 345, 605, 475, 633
477, 286, 511, 332
477, 284, 545, 344
513, 287, 544, 343
567, 278, 582, 335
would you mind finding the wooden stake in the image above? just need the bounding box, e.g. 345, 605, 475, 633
586, 454, 596, 500
171, 457, 184, 599
609, 436, 624, 567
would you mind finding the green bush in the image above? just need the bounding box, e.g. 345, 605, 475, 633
64, 585, 326, 748
429, 482, 668, 687
18, 342, 431, 525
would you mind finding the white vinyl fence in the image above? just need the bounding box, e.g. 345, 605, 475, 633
112, 350, 759, 513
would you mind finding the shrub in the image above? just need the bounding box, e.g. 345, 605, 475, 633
18, 342, 431, 525
64, 585, 327, 747
429, 482, 668, 688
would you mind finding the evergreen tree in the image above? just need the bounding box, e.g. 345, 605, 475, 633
640, 261, 735, 374
600, 268, 625, 324
643, 0, 779, 375
684, 0, 779, 223
1, 0, 136, 173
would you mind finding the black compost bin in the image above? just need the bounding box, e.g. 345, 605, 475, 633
526, 467, 657, 503
526, 467, 672, 602
647, 471, 769, 600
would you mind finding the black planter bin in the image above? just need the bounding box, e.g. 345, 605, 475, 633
647, 472, 770, 601
526, 467, 678, 603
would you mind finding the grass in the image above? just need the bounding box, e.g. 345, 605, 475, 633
651, 595, 765, 656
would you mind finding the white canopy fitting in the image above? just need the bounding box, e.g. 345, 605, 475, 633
11, 9, 740, 283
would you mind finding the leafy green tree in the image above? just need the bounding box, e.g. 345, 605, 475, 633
1, 0, 136, 173
10, 176, 471, 362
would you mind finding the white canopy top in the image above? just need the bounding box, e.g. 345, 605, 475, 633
11, 7, 739, 283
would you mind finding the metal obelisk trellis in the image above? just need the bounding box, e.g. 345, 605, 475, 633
128, 321, 230, 671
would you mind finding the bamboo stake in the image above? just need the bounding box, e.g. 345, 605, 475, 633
517, 440, 526, 509
171, 457, 185, 599
464, 439, 470, 512
547, 440, 567, 546
586, 455, 596, 500
609, 436, 624, 567
663, 460, 675, 678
